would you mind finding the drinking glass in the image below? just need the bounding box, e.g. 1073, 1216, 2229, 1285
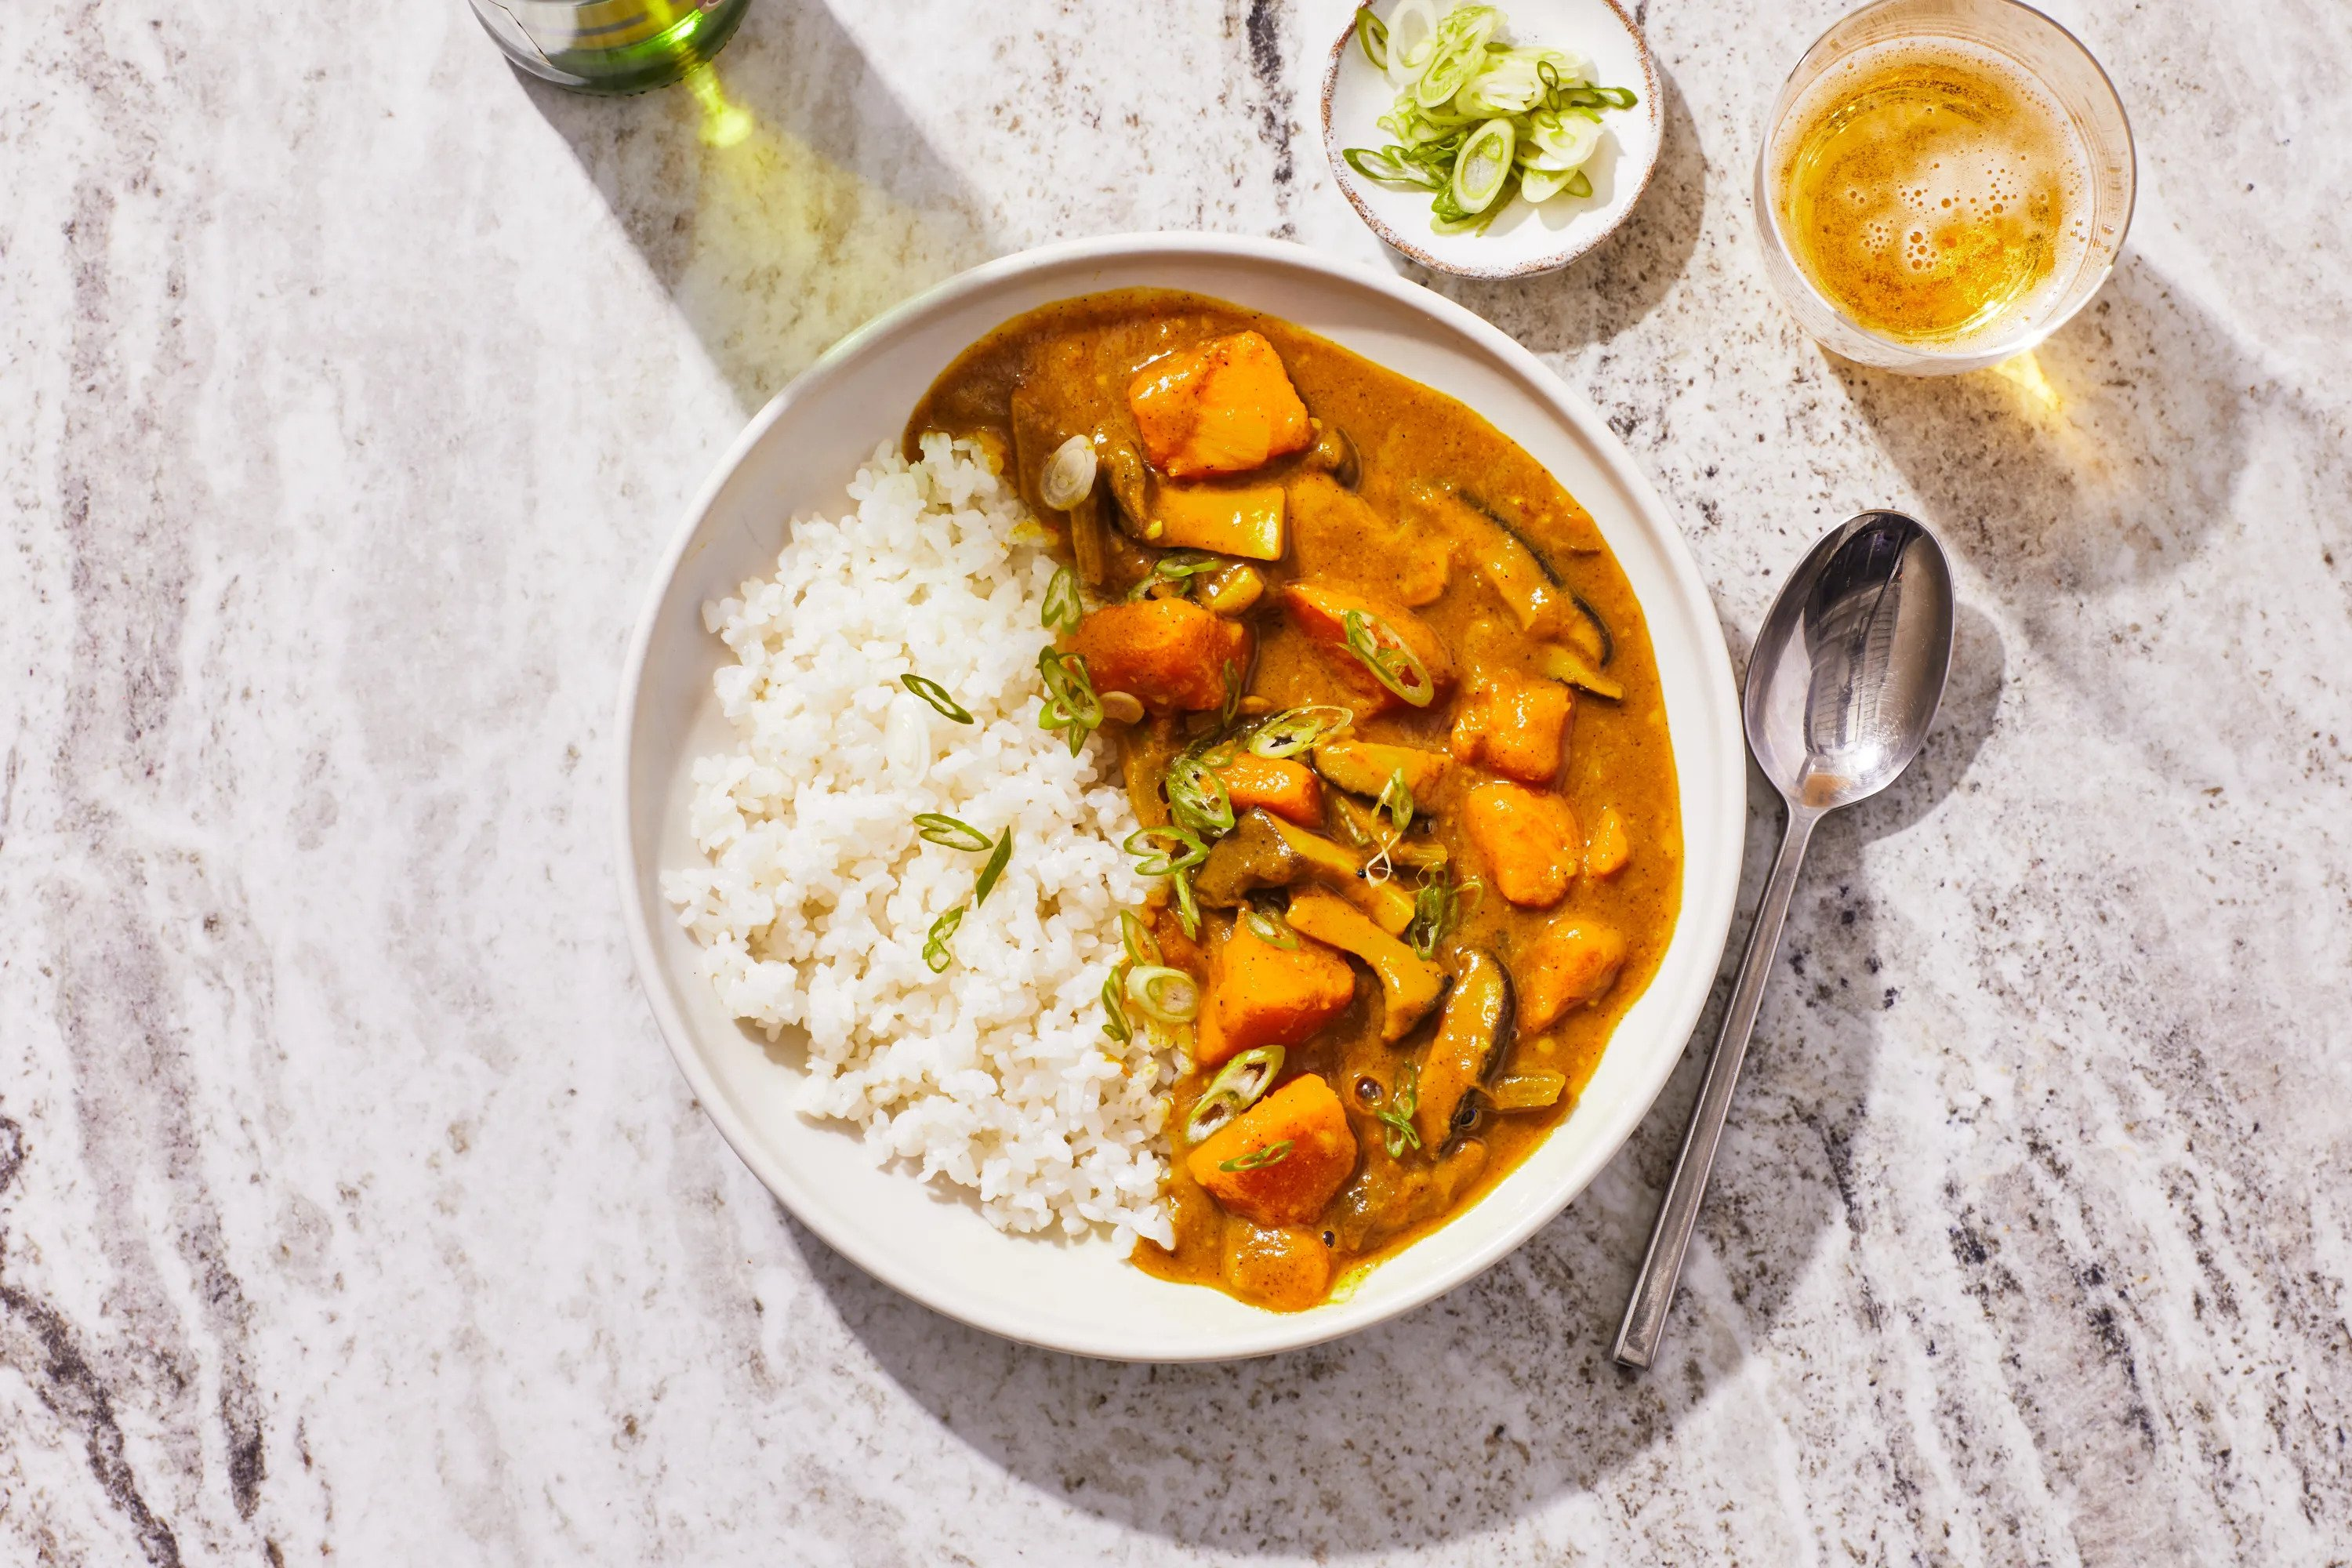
1752, 0, 2135, 374
470, 0, 750, 95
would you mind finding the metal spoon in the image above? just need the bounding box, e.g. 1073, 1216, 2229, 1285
1613, 511, 1955, 1370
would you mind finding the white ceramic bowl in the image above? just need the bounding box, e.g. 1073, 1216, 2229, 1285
1321, 0, 1664, 279
616, 234, 1740, 1361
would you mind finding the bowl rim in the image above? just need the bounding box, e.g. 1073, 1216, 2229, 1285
614, 231, 1740, 1359
1318, 0, 1664, 280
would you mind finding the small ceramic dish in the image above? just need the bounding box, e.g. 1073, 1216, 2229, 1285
1321, 0, 1664, 279
615, 234, 1741, 1361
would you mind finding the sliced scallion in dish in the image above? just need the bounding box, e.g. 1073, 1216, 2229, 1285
1340, 608, 1438, 706
1041, 565, 1083, 634
1036, 647, 1103, 755
1165, 748, 1237, 841
1342, 2, 1638, 234
1243, 902, 1299, 950
1124, 965, 1200, 1025
1375, 1061, 1423, 1156
901, 673, 975, 724
1218, 1140, 1294, 1173
1100, 965, 1134, 1042
1247, 704, 1353, 759
1123, 825, 1210, 878
1185, 1046, 1285, 1144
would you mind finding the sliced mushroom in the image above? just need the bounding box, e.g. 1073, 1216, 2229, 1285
1101, 437, 1152, 537
1311, 738, 1451, 800
1283, 889, 1446, 1042
1413, 949, 1515, 1149
1262, 815, 1416, 933
1303, 423, 1361, 488
1192, 809, 1302, 907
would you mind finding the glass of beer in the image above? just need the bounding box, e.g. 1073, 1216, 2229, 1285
1754, 0, 2134, 373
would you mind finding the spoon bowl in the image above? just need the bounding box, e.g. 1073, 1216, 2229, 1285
1747, 511, 1955, 811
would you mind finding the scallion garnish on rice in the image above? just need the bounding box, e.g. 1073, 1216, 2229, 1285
922, 906, 965, 974
974, 829, 1014, 905
914, 813, 993, 852
1036, 647, 1103, 756
901, 673, 975, 724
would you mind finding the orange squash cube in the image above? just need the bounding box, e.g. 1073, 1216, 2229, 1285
1194, 915, 1356, 1068
1127, 330, 1313, 480
1186, 1074, 1358, 1227
1449, 672, 1575, 784
1462, 781, 1581, 908
1068, 601, 1251, 714
1516, 920, 1629, 1029
1212, 754, 1323, 828
1277, 582, 1455, 716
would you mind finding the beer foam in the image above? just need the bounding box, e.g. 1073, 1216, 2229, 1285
1771, 34, 2095, 343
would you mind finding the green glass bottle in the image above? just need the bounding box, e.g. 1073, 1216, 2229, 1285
470, 0, 750, 96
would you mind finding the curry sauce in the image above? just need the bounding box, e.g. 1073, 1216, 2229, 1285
909, 289, 1681, 1311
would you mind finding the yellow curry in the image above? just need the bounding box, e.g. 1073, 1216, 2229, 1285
909, 289, 1681, 1311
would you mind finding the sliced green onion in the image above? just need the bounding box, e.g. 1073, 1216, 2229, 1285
1413, 8, 1497, 108
1164, 750, 1236, 841
1374, 1062, 1422, 1157
1123, 825, 1209, 878
1171, 866, 1202, 938
1184, 1045, 1286, 1144
1243, 904, 1299, 950
974, 829, 1013, 905
1355, 4, 1388, 70
1407, 873, 1480, 960
1036, 648, 1102, 756
1377, 768, 1416, 836
1041, 566, 1083, 635
1247, 705, 1354, 759
1040, 434, 1098, 511
1450, 117, 1515, 213
1124, 964, 1200, 1025
1385, 0, 1441, 90
922, 906, 964, 974
901, 673, 974, 724
1341, 608, 1437, 707
1101, 963, 1134, 1043
1218, 1139, 1294, 1174
913, 813, 993, 852
1125, 550, 1225, 601
1341, 2, 1635, 234
1120, 909, 1161, 968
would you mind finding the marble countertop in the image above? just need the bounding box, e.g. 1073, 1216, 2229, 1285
5, 0, 2348, 1561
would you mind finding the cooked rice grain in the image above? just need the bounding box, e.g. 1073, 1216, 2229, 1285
662, 435, 1174, 1248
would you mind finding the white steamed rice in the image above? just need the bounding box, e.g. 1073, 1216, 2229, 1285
662, 434, 1176, 1249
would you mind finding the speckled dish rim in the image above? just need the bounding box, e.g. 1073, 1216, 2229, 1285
615, 233, 1741, 1360
1319, 0, 1664, 280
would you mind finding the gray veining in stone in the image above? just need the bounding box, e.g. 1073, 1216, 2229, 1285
4, 0, 2349, 1562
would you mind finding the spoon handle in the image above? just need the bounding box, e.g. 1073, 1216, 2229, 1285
1613, 803, 1819, 1369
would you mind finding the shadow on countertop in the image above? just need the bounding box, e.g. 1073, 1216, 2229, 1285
775, 606, 2004, 1555
1831, 252, 2246, 610
520, 1, 994, 412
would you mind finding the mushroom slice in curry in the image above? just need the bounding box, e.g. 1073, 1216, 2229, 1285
904, 288, 1682, 1312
